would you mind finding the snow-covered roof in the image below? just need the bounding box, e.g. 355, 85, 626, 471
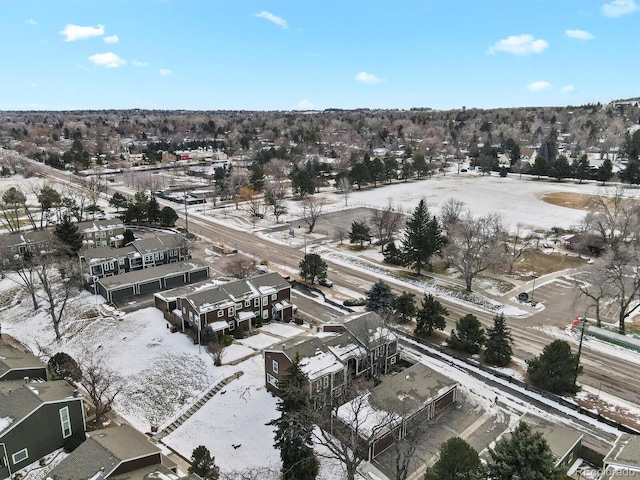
299, 349, 345, 381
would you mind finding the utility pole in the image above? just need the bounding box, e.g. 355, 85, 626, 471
530, 275, 539, 304
184, 193, 189, 233
574, 316, 587, 386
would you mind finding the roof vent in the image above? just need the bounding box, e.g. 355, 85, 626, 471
8, 389, 12, 396
282, 344, 286, 351
73, 389, 79, 398
24, 376, 29, 384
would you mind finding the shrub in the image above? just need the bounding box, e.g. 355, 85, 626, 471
233, 326, 245, 339
220, 334, 233, 346
344, 298, 366, 307
293, 315, 304, 325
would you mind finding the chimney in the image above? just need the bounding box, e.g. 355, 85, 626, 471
8, 389, 12, 396
73, 389, 79, 398
24, 376, 29, 384
281, 344, 286, 351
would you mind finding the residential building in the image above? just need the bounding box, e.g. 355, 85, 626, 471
78, 232, 190, 280
602, 433, 640, 478
77, 219, 126, 249
0, 379, 85, 479
334, 362, 458, 461
95, 260, 209, 303
47, 424, 192, 480
0, 339, 48, 381
264, 312, 399, 406
0, 229, 52, 260
156, 272, 294, 336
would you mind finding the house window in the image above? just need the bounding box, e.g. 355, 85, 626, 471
217, 309, 223, 317
100, 231, 106, 238
235, 302, 242, 310
323, 376, 329, 389
159, 252, 164, 259
272, 360, 279, 374
228, 307, 234, 316
145, 255, 153, 263
263, 310, 269, 319
316, 380, 322, 392
154, 253, 160, 260
390, 356, 396, 365
267, 373, 278, 387
169, 249, 175, 257
245, 299, 251, 307
254, 298, 259, 307
12, 448, 28, 465
262, 296, 267, 305
228, 321, 235, 331
108, 230, 113, 235
60, 406, 72, 438
107, 262, 115, 270
118, 258, 125, 266
271, 294, 277, 300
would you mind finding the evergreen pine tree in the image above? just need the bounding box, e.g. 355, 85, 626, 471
449, 314, 486, 354
394, 292, 416, 324
147, 195, 160, 224
364, 280, 396, 317
414, 294, 449, 336
526, 340, 580, 394
54, 215, 83, 256
349, 220, 372, 249
487, 421, 563, 480
484, 313, 513, 367
424, 437, 483, 480
402, 199, 445, 275
269, 354, 318, 480
188, 445, 219, 480
383, 241, 404, 265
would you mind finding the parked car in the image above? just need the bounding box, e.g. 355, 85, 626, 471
319, 277, 333, 288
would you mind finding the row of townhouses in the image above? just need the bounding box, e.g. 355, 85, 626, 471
264, 312, 399, 408
155, 272, 294, 337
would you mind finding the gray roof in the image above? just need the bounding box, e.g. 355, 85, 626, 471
250, 272, 290, 290
342, 311, 397, 349
97, 260, 208, 288
186, 285, 233, 312
0, 380, 79, 435
133, 233, 185, 255
0, 340, 46, 378
605, 433, 640, 470
221, 278, 254, 300
281, 337, 326, 361
154, 278, 222, 302
76, 219, 125, 232
369, 363, 457, 414
0, 229, 52, 248
48, 424, 161, 480
518, 413, 583, 464
79, 245, 137, 262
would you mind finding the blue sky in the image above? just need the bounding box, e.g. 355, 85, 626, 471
0, 0, 637, 111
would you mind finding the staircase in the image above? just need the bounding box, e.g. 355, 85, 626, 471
153, 371, 243, 441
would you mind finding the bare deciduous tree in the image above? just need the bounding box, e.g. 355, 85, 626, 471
80, 351, 125, 426
265, 181, 288, 223
503, 223, 535, 274
301, 197, 325, 234
337, 176, 351, 207
439, 198, 465, 238
223, 254, 256, 279
446, 212, 506, 292
35, 256, 82, 341
370, 199, 404, 252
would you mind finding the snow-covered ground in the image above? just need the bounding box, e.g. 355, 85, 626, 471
2, 167, 639, 478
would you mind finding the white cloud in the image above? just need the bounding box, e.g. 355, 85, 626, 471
602, 0, 638, 17
88, 52, 126, 68
26, 18, 37, 26
132, 60, 149, 67
295, 100, 316, 109
355, 71, 382, 84
526, 81, 552, 92
104, 35, 119, 44
488, 34, 549, 55
60, 24, 105, 42
159, 69, 172, 77
561, 84, 575, 93
565, 29, 594, 40
255, 11, 288, 28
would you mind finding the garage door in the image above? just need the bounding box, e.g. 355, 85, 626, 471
110, 286, 135, 301
139, 279, 162, 295
434, 389, 455, 413
165, 274, 185, 288
189, 269, 208, 282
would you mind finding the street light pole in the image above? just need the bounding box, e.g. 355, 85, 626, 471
184, 193, 189, 233
574, 316, 588, 386
531, 275, 539, 304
